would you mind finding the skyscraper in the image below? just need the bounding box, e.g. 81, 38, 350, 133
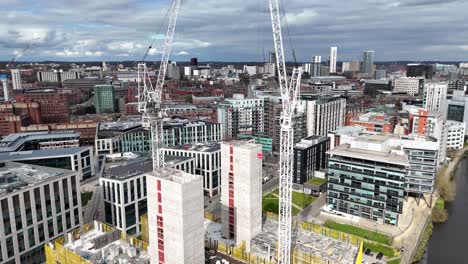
423, 82, 448, 111
11, 69, 22, 90
94, 84, 116, 114
0, 74, 9, 101
361, 50, 375, 75
329, 47, 337, 74
269, 51, 277, 63
311, 56, 321, 77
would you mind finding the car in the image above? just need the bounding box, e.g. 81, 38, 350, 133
400, 246, 405, 253
376, 252, 384, 260
364, 248, 371, 255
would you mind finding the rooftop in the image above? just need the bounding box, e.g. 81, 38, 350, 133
0, 131, 80, 153
0, 147, 91, 161
164, 143, 220, 153
0, 162, 74, 196
295, 136, 328, 149
147, 167, 200, 185
328, 144, 409, 167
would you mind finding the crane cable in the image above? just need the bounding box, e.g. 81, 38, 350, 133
141, 4, 172, 62
280, 0, 298, 67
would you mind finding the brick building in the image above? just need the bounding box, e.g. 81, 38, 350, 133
0, 102, 41, 137
15, 88, 70, 123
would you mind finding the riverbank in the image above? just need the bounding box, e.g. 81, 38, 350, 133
411, 147, 468, 263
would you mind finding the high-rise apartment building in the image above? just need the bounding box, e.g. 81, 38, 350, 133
1, 74, 9, 101
147, 168, 204, 264
311, 56, 321, 77
217, 94, 264, 140
412, 109, 447, 164
11, 69, 22, 90
329, 47, 337, 74
220, 141, 262, 251
305, 96, 346, 136
94, 84, 116, 114
260, 94, 306, 151
361, 50, 375, 75
423, 82, 447, 111
0, 162, 82, 264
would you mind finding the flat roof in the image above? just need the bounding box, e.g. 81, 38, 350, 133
164, 143, 220, 153
328, 144, 409, 166
295, 136, 328, 149
0, 131, 80, 153
0, 147, 91, 161
0, 162, 74, 196
147, 167, 200, 185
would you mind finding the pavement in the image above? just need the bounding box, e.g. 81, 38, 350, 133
81, 178, 104, 224
296, 194, 326, 223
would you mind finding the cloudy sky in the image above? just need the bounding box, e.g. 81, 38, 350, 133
1, 0, 467, 62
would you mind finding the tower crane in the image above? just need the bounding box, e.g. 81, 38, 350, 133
268, 0, 303, 263
138, 0, 181, 170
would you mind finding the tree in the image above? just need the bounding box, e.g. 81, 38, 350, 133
185, 94, 193, 104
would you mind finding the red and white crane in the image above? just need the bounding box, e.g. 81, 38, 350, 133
268, 0, 303, 263
138, 0, 181, 170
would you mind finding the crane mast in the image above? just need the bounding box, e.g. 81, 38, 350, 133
268, 0, 303, 263
138, 0, 181, 170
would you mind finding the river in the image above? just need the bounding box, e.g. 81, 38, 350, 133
419, 158, 468, 264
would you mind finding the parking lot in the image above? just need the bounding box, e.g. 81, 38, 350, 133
361, 247, 386, 264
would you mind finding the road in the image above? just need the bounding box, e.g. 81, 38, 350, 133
296, 194, 326, 223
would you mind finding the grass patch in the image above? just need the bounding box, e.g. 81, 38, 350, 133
324, 221, 392, 245
412, 222, 433, 263
307, 177, 327, 186
363, 241, 399, 258
292, 191, 316, 208
262, 189, 314, 216
432, 198, 448, 223
81, 191, 93, 206
262, 198, 300, 215
387, 259, 401, 264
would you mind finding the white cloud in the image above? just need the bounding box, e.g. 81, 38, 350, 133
176, 51, 189, 55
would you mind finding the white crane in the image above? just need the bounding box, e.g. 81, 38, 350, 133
138, 0, 181, 170
268, 0, 303, 263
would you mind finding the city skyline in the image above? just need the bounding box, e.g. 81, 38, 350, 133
1, 0, 468, 62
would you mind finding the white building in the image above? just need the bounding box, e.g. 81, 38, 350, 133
162, 143, 221, 197
423, 82, 448, 111
393, 77, 421, 95
306, 96, 346, 136
329, 47, 337, 74
0, 162, 83, 263
441, 90, 468, 133
147, 168, 204, 264
220, 141, 262, 251
1, 75, 9, 101
446, 121, 465, 149
37, 71, 80, 83
11, 69, 22, 90
412, 110, 447, 164
217, 94, 264, 139
243, 65, 259, 76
